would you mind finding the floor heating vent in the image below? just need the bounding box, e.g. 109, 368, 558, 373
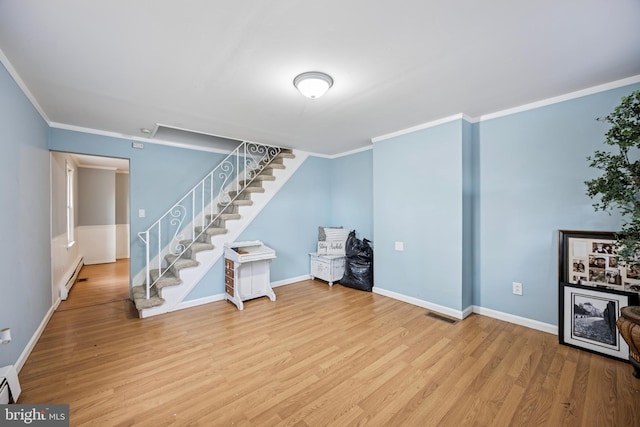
425, 312, 458, 324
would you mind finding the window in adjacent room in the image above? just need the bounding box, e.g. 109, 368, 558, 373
66, 161, 75, 248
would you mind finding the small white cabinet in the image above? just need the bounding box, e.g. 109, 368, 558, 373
309, 252, 346, 286
224, 241, 276, 310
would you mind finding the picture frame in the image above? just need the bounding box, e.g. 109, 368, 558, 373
557, 229, 640, 292
559, 282, 638, 361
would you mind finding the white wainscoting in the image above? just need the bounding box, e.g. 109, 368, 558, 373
116, 224, 130, 259
50, 232, 82, 302
78, 225, 116, 264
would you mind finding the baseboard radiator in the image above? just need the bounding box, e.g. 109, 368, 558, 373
61, 256, 84, 300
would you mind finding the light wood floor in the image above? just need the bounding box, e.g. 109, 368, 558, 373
17, 263, 640, 426
57, 259, 130, 311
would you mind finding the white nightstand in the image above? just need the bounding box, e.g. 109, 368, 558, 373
309, 252, 346, 286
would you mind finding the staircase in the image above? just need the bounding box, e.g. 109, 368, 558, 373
133, 142, 306, 318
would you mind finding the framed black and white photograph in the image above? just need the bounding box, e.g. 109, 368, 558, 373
559, 283, 638, 361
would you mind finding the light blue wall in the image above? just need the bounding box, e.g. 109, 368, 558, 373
476, 84, 639, 324
373, 120, 464, 310
371, 84, 639, 324
48, 129, 227, 281
330, 149, 374, 240
0, 63, 51, 367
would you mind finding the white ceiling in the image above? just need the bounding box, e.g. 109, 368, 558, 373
1, 1, 639, 156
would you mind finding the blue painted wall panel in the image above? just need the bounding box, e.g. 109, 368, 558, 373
0, 62, 51, 367
477, 84, 640, 324
373, 120, 463, 309
329, 150, 374, 240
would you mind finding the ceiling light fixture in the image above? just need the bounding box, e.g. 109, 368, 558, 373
140, 128, 152, 135
293, 71, 333, 99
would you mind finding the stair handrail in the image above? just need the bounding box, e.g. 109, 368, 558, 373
137, 141, 282, 299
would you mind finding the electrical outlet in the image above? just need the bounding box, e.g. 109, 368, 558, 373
512, 282, 523, 296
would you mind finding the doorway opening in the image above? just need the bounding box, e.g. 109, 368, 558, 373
50, 151, 131, 310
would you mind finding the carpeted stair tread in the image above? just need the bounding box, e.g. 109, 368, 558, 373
251, 175, 276, 182
132, 285, 165, 310
194, 225, 228, 237
207, 213, 241, 222
149, 269, 183, 288
278, 151, 295, 159
267, 163, 286, 170
179, 240, 215, 253
229, 186, 264, 197
164, 254, 199, 270
218, 199, 253, 207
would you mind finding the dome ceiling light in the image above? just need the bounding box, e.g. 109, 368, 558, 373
293, 71, 333, 99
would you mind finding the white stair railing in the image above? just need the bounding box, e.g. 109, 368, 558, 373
137, 142, 281, 299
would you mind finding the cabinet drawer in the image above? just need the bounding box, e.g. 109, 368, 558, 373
225, 276, 234, 286
225, 259, 234, 270
225, 267, 234, 278
225, 284, 234, 297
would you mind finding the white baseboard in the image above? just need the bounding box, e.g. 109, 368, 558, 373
15, 304, 58, 373
372, 287, 557, 335
172, 275, 310, 312
174, 294, 225, 312
373, 286, 470, 320
472, 306, 557, 335
272, 274, 311, 288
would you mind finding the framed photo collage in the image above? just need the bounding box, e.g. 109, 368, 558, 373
558, 230, 640, 361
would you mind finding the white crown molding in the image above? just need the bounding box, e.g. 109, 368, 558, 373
369, 75, 640, 143
0, 48, 51, 124
478, 74, 640, 122
308, 144, 373, 159
371, 113, 468, 143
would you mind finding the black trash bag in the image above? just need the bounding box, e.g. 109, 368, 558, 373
341, 231, 373, 292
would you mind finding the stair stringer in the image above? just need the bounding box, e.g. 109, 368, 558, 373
139, 149, 308, 318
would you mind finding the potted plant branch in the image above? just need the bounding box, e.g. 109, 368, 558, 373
585, 90, 640, 267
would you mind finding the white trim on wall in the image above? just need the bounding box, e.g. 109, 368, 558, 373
368, 74, 640, 147
373, 286, 471, 320
478, 75, 640, 122
50, 232, 81, 302
116, 224, 130, 259
372, 285, 557, 335
371, 113, 471, 143
77, 224, 116, 265
472, 306, 557, 335
15, 304, 57, 373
